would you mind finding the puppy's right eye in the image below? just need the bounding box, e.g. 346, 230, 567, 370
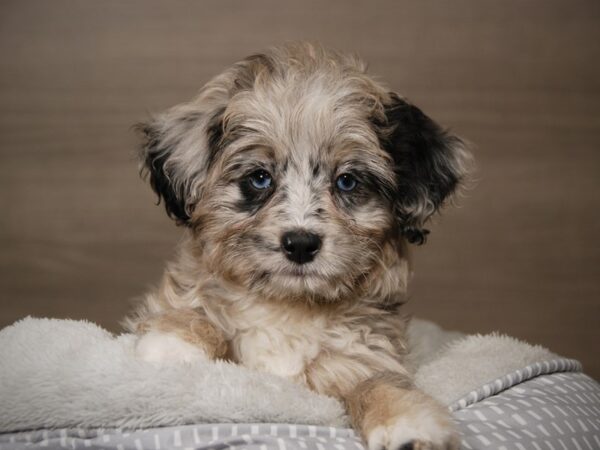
248, 169, 273, 190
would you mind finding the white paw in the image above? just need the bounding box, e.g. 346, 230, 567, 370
367, 411, 459, 450
135, 331, 208, 365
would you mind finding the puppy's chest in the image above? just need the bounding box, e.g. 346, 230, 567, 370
229, 305, 326, 382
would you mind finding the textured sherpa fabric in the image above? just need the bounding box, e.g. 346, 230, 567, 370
405, 320, 570, 406
0, 318, 347, 432
0, 317, 578, 433
414, 331, 559, 406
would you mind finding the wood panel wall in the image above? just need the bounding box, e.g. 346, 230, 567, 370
1, 0, 598, 378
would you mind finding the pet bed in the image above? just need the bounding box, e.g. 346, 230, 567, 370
0, 317, 597, 449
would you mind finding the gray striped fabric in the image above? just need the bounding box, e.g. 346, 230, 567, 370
0, 424, 364, 450
1, 361, 598, 450
449, 359, 583, 411
455, 372, 600, 450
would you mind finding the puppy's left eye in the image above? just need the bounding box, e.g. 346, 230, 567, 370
248, 169, 273, 190
336, 173, 358, 192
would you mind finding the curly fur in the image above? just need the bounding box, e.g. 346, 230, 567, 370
125, 42, 470, 450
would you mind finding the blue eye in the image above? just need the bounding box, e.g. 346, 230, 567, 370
336, 173, 358, 192
249, 170, 272, 190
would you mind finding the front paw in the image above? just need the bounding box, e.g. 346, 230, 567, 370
366, 413, 459, 450
135, 331, 209, 365
350, 379, 460, 450
366, 399, 460, 450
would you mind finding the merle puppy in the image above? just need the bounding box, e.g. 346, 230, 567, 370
125, 42, 470, 450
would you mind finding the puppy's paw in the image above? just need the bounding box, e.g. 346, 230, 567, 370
135, 331, 209, 365
366, 412, 459, 450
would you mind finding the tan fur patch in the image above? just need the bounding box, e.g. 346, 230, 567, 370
346, 372, 457, 447
137, 308, 228, 359
346, 372, 415, 433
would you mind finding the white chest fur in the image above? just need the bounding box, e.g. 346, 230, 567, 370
228, 303, 326, 384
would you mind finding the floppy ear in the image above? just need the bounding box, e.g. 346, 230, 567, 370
377, 93, 470, 244
136, 103, 225, 226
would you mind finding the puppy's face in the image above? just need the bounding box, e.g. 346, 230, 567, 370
196, 76, 397, 301
139, 44, 469, 303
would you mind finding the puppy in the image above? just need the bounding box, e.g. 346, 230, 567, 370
125, 42, 470, 450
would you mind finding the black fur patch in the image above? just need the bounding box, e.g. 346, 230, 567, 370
374, 93, 464, 243
360, 171, 396, 205
309, 156, 321, 177
309, 207, 326, 219
137, 122, 191, 225
205, 106, 227, 169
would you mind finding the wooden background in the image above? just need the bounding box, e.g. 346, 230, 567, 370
1, 1, 599, 378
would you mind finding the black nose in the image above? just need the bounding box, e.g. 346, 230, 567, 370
281, 230, 322, 264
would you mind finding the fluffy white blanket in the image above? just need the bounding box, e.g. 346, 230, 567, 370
0, 317, 559, 433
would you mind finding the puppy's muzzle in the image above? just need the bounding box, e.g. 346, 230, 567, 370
281, 230, 322, 264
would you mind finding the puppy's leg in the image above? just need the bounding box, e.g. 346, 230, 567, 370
134, 309, 227, 365
345, 372, 459, 450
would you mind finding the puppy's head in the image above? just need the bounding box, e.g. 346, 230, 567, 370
138, 43, 470, 303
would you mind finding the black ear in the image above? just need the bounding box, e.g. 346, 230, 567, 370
376, 93, 470, 244
136, 105, 225, 226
